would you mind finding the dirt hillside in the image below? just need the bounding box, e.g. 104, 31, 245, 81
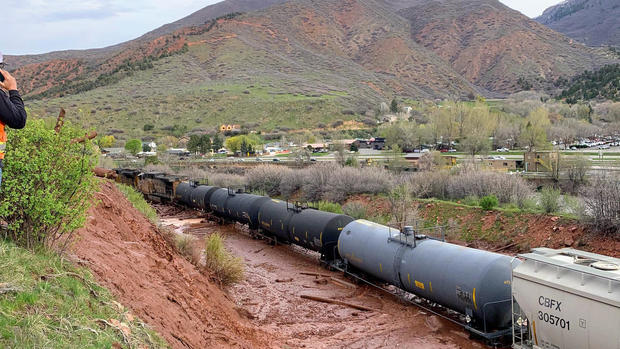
69, 181, 275, 349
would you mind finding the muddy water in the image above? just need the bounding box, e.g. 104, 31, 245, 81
160, 214, 488, 349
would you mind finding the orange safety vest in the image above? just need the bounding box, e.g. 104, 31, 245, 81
0, 122, 6, 160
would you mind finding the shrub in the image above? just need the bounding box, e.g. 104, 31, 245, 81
462, 195, 480, 207
246, 165, 285, 196
580, 174, 620, 234
343, 201, 368, 219
539, 186, 561, 213
204, 233, 244, 285
479, 195, 499, 210
0, 120, 98, 250
316, 201, 343, 214
175, 234, 200, 264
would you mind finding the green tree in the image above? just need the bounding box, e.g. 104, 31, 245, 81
143, 124, 154, 131
142, 143, 151, 152
187, 135, 201, 154
212, 134, 224, 152
390, 98, 399, 113
0, 120, 98, 250
198, 135, 212, 154
98, 135, 115, 148
125, 139, 142, 156
520, 107, 550, 150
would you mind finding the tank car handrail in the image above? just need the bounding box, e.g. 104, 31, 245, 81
481, 298, 512, 333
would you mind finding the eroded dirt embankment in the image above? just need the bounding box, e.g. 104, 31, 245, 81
70, 181, 275, 348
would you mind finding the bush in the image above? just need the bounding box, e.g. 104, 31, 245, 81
539, 186, 561, 213
175, 234, 199, 264
316, 201, 343, 214
462, 195, 480, 207
479, 195, 499, 210
343, 201, 368, 219
580, 174, 620, 234
0, 120, 98, 250
204, 233, 244, 285
246, 165, 285, 196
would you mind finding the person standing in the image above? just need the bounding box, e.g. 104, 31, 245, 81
0, 58, 28, 188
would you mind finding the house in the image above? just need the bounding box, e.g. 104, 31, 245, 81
220, 124, 241, 133
485, 159, 520, 172
166, 148, 190, 157
305, 143, 330, 153
371, 137, 386, 150
524, 151, 559, 172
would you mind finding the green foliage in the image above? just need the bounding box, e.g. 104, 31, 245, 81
115, 183, 158, 224
390, 98, 399, 113
462, 195, 480, 207
204, 233, 244, 286
315, 201, 343, 214
0, 240, 166, 348
188, 135, 212, 154
0, 120, 98, 250
98, 135, 115, 148
143, 124, 154, 131
142, 143, 151, 152
212, 134, 224, 152
479, 195, 499, 210
559, 64, 620, 102
225, 135, 260, 154
124, 139, 142, 156
539, 186, 561, 214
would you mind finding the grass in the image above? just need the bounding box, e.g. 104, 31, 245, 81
0, 240, 167, 348
115, 183, 158, 224
204, 234, 244, 286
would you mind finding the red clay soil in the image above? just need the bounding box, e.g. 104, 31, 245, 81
69, 181, 275, 349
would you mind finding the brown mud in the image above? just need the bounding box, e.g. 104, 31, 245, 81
159, 214, 487, 349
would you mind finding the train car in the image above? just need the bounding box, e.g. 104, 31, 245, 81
137, 172, 183, 203
224, 192, 271, 229
115, 169, 141, 187
257, 199, 293, 243
288, 209, 353, 260
175, 182, 194, 207
338, 220, 518, 336
512, 248, 620, 349
189, 185, 219, 210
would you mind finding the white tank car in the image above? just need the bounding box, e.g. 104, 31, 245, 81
512, 248, 620, 349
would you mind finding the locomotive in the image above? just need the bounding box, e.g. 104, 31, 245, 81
114, 169, 620, 348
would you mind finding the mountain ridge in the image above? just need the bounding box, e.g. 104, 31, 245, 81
535, 0, 620, 47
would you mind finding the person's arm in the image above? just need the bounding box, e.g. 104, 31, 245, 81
0, 69, 27, 129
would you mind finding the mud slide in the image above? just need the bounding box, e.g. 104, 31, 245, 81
161, 215, 487, 348
70, 181, 275, 348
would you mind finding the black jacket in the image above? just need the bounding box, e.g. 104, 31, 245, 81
0, 90, 27, 129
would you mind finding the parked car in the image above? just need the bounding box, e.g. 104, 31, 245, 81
272, 158, 281, 162
448, 149, 457, 152
310, 158, 317, 162
496, 148, 509, 152
421, 149, 430, 153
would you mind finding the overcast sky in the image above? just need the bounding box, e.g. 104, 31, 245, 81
3, 0, 563, 55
